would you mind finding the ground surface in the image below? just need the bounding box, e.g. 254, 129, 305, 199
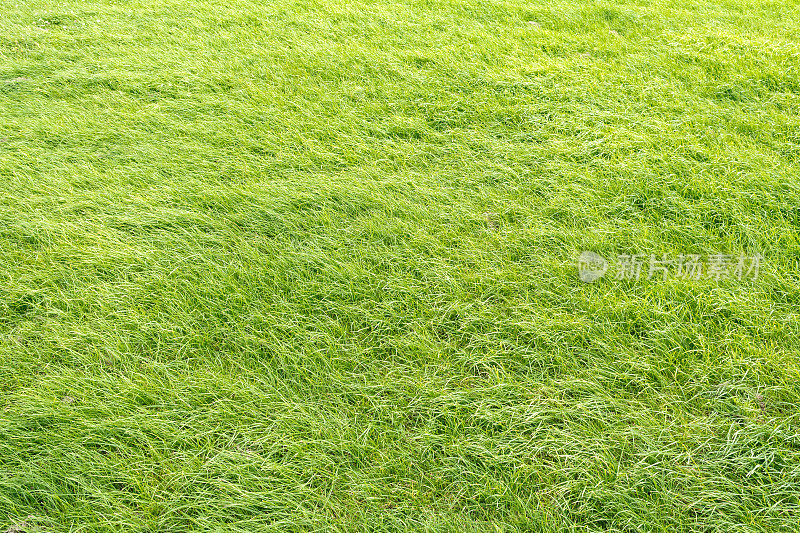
1, 0, 799, 531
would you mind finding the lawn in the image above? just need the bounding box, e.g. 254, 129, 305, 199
0, 0, 799, 530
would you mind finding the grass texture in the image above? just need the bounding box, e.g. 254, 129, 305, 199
1, 0, 799, 530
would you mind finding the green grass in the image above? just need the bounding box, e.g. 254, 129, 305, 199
1, 0, 799, 530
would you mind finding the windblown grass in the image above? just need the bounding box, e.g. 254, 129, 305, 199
0, 0, 799, 530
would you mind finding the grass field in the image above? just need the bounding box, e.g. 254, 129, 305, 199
1, 0, 800, 530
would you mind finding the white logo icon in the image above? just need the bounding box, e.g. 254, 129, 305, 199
578, 252, 608, 282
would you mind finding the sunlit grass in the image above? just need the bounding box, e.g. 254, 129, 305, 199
1, 0, 799, 530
